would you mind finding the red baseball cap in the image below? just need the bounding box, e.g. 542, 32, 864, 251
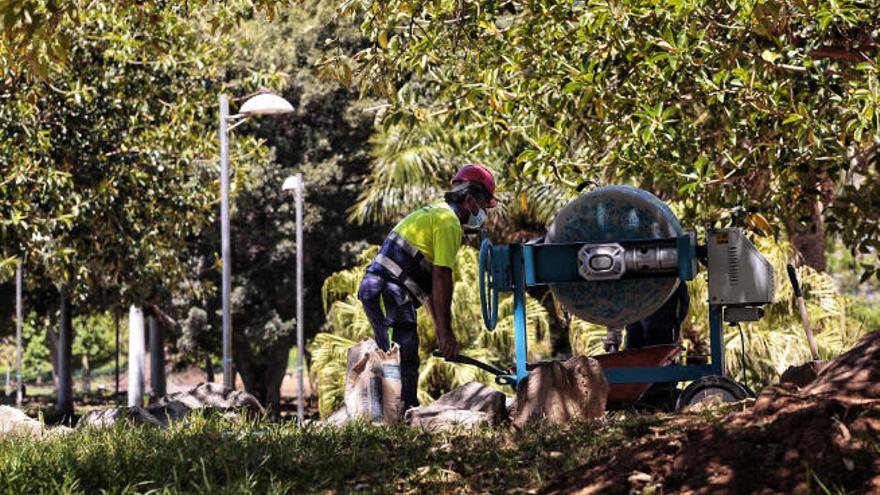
451, 164, 497, 208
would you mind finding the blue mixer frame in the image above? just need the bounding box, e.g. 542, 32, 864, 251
479, 234, 726, 388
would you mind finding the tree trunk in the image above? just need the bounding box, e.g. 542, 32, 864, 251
785, 196, 827, 272
205, 356, 214, 383
57, 286, 73, 420
45, 323, 60, 390
148, 315, 166, 399
234, 339, 291, 418
81, 355, 91, 395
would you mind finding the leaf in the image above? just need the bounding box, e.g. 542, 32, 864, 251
748, 213, 772, 233
378, 31, 388, 49
760, 50, 780, 63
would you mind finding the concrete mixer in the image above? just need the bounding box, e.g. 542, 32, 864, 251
476, 185, 774, 410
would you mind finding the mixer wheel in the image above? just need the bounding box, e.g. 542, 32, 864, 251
479, 237, 499, 330
675, 376, 752, 411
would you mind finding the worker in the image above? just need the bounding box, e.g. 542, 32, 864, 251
625, 282, 690, 349
624, 282, 690, 410
357, 164, 497, 410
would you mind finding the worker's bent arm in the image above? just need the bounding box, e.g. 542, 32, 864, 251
431, 265, 458, 357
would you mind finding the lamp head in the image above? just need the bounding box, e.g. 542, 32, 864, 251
282, 175, 301, 191
239, 93, 294, 116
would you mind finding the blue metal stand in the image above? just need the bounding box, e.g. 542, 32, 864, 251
479, 234, 729, 388
511, 245, 529, 385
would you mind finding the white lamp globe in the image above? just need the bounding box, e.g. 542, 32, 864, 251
238, 93, 293, 116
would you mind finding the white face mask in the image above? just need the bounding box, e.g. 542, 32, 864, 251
465, 206, 487, 229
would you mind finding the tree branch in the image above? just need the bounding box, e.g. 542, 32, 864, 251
809, 46, 877, 66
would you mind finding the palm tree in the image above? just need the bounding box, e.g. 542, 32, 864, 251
348, 119, 575, 240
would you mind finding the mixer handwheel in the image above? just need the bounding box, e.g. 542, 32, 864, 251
479, 237, 499, 330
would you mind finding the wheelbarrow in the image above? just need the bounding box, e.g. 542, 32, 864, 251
435, 343, 682, 404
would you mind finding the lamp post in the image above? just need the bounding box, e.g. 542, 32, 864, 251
282, 174, 304, 422
15, 262, 22, 407
219, 91, 293, 390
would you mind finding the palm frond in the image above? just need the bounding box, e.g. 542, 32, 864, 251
347, 120, 503, 225
310, 333, 356, 417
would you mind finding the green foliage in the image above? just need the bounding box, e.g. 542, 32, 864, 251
847, 296, 880, 333
71, 312, 118, 377
0, 1, 271, 304
312, 245, 552, 417
331, 0, 880, 277
0, 0, 286, 74
349, 119, 575, 239
0, 310, 122, 382
20, 314, 54, 381
170, 1, 383, 407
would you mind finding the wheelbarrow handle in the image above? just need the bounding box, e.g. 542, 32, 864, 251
431, 350, 507, 376
786, 264, 802, 298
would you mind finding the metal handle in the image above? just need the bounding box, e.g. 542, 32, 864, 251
431, 350, 507, 376
786, 264, 802, 298
786, 264, 820, 361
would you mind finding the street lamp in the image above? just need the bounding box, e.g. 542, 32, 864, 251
15, 262, 23, 407
282, 174, 305, 422
219, 91, 293, 390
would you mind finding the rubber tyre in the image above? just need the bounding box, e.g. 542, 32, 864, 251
675, 376, 752, 411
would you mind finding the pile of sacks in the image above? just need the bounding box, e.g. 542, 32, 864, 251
78, 382, 265, 429
0, 383, 264, 438
0, 406, 73, 439
328, 339, 609, 430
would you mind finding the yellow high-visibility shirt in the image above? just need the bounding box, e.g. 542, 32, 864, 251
392, 202, 462, 269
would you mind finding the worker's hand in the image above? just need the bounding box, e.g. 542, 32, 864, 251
437, 331, 459, 359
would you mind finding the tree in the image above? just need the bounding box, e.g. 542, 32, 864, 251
329, 0, 880, 277
0, 2, 272, 296
0, 0, 285, 75
171, 1, 385, 412
0, 1, 273, 414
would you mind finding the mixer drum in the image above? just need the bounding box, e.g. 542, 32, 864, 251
547, 186, 684, 327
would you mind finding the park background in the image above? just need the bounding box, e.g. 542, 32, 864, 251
1, 0, 878, 423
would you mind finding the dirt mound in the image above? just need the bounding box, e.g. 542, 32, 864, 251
542, 332, 880, 495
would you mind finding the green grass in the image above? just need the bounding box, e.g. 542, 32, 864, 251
0, 413, 646, 494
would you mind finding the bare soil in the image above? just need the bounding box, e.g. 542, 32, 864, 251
542, 332, 880, 495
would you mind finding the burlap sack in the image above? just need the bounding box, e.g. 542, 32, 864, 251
343, 340, 404, 424
510, 355, 608, 427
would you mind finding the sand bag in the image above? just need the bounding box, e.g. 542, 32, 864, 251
407, 406, 493, 431
405, 381, 508, 430
343, 340, 404, 424
510, 355, 609, 427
